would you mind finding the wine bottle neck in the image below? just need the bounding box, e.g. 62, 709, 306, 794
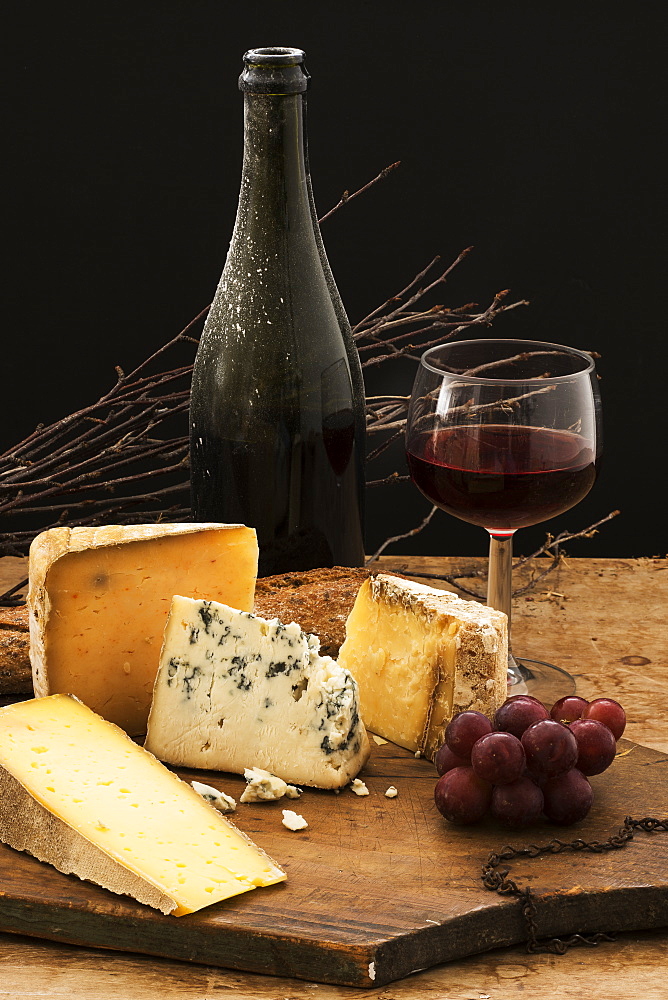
237, 93, 312, 231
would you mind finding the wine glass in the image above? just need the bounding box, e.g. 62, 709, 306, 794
405, 338, 602, 702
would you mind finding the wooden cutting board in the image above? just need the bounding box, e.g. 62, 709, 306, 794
0, 737, 666, 989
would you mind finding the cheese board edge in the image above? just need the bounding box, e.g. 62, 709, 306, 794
0, 737, 666, 988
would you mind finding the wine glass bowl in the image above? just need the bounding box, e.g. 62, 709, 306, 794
405, 338, 602, 702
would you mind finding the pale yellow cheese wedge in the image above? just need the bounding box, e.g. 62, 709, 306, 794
28, 523, 258, 734
0, 695, 285, 915
338, 575, 508, 758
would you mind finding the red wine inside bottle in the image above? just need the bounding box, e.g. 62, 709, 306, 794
190, 47, 365, 576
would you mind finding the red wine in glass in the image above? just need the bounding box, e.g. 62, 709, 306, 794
404, 337, 602, 703
407, 424, 597, 535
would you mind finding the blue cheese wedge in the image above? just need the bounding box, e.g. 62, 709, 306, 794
145, 596, 370, 789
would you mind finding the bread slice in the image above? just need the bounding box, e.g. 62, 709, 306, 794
0, 606, 32, 695
254, 566, 372, 657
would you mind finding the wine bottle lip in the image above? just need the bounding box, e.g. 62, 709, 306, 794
240, 47, 310, 94
244, 47, 305, 65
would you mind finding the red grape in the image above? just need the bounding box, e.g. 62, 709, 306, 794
550, 695, 589, 724
491, 776, 544, 828
433, 690, 626, 834
494, 696, 549, 738
434, 742, 468, 776
542, 769, 593, 824
434, 766, 492, 825
521, 719, 578, 779
569, 718, 617, 775
583, 697, 626, 740
445, 710, 493, 760
471, 731, 525, 785
505, 694, 545, 706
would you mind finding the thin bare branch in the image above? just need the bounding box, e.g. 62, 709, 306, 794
318, 161, 401, 224
389, 511, 621, 601
353, 256, 443, 332
366, 505, 438, 564
513, 510, 621, 574
366, 473, 411, 487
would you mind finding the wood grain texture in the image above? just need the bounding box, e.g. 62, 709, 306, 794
1, 929, 667, 1000
0, 735, 666, 988
0, 555, 666, 998
0, 557, 28, 598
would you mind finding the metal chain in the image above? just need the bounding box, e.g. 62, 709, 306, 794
481, 816, 668, 955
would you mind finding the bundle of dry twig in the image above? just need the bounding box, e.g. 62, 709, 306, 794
0, 164, 528, 559
0, 162, 615, 591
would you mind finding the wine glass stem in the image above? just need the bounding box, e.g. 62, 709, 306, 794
487, 534, 513, 623
486, 533, 526, 688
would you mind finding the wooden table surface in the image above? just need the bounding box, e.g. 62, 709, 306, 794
0, 554, 666, 1000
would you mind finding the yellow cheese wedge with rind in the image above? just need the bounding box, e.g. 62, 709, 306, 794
28, 523, 258, 735
0, 694, 285, 915
338, 574, 508, 758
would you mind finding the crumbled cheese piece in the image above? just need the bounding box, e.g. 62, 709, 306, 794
240, 767, 288, 803
372, 734, 388, 745
191, 780, 237, 813
281, 809, 308, 831
351, 778, 369, 796
384, 785, 398, 798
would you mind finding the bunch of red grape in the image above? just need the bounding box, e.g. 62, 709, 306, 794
434, 694, 626, 828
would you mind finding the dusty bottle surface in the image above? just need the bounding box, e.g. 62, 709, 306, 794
190, 47, 365, 576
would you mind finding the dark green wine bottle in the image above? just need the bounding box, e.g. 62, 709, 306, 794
190, 47, 366, 577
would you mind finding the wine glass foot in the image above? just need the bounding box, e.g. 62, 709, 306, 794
507, 657, 576, 705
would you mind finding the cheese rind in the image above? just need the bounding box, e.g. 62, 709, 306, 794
0, 695, 284, 915
28, 523, 258, 735
144, 596, 370, 788
337, 574, 508, 759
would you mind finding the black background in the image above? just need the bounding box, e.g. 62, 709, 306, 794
4, 2, 666, 559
